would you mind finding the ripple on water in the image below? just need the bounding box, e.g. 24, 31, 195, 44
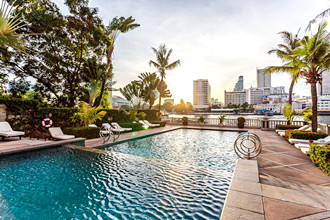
0, 147, 232, 219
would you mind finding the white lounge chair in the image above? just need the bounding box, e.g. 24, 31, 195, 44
139, 120, 149, 128
143, 120, 160, 127
276, 125, 309, 137
110, 122, 132, 132
49, 127, 75, 140
0, 121, 25, 140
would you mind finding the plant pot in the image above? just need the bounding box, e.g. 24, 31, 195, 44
237, 123, 244, 128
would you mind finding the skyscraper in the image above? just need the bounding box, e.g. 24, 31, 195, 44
234, 76, 244, 91
257, 68, 271, 88
318, 71, 330, 96
193, 79, 211, 111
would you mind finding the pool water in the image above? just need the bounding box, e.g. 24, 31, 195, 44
103, 129, 239, 172
0, 129, 238, 219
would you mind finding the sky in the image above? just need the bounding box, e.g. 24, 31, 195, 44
53, 0, 329, 104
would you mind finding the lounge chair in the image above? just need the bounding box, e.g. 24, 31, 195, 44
110, 122, 132, 132
276, 125, 309, 137
0, 121, 25, 140
143, 120, 160, 127
49, 127, 75, 140
290, 135, 330, 145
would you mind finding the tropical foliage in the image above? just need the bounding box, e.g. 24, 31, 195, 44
285, 130, 327, 140
120, 72, 171, 110
267, 22, 330, 132
75, 101, 106, 127
282, 104, 296, 125
309, 144, 330, 176
149, 44, 180, 111
266, 31, 301, 105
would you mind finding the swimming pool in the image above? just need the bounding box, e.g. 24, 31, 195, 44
0, 129, 238, 219
102, 129, 239, 172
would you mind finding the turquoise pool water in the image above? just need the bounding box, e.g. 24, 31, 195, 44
0, 129, 238, 219
103, 129, 239, 172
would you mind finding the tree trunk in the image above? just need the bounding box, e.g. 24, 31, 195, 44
310, 80, 318, 132
288, 79, 295, 105
158, 76, 163, 112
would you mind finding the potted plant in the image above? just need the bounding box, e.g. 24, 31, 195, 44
198, 115, 205, 124
237, 117, 245, 128
219, 114, 226, 127
182, 116, 188, 125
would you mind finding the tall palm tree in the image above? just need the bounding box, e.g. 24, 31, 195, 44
294, 22, 330, 131
0, 0, 25, 49
149, 44, 180, 111
266, 31, 301, 106
267, 22, 330, 131
105, 16, 140, 102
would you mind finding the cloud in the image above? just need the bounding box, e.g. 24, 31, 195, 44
53, 0, 329, 103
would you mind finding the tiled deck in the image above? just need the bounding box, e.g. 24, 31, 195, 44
254, 129, 330, 220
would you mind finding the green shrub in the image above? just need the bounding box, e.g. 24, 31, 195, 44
237, 117, 246, 128
285, 130, 327, 140
38, 107, 78, 128
63, 127, 100, 139
119, 122, 144, 132
138, 110, 159, 121
150, 121, 166, 127
95, 109, 130, 126
309, 144, 330, 176
276, 125, 302, 130
182, 117, 188, 125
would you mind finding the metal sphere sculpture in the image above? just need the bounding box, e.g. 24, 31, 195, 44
234, 132, 262, 159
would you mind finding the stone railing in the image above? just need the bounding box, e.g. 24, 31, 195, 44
166, 116, 330, 134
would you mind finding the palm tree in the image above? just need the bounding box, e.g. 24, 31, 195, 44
138, 72, 160, 109
266, 31, 301, 106
149, 44, 180, 111
0, 0, 25, 49
268, 22, 330, 132
105, 16, 140, 102
120, 81, 144, 110
77, 101, 106, 127
307, 7, 330, 31
294, 22, 330, 131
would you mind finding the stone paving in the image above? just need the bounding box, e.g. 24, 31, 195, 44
254, 129, 330, 220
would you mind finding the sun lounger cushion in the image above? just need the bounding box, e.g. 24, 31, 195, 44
0, 122, 25, 137
49, 127, 75, 140
111, 122, 132, 131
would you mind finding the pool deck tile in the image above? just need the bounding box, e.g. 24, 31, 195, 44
263, 197, 325, 220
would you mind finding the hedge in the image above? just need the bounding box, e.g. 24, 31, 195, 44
138, 110, 159, 121
63, 127, 100, 139
276, 125, 302, 130
285, 130, 328, 140
150, 121, 166, 127
309, 144, 330, 176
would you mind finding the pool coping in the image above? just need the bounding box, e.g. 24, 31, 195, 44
0, 138, 86, 156
220, 159, 265, 220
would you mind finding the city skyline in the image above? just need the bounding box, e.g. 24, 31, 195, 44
52, 0, 329, 103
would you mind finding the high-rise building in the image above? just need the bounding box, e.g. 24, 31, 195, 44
234, 76, 244, 91
246, 87, 264, 104
257, 68, 271, 88
318, 71, 330, 96
224, 90, 246, 106
193, 79, 211, 111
